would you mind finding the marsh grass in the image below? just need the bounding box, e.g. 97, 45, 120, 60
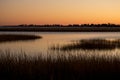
0, 34, 42, 43
0, 50, 120, 80
52, 39, 120, 51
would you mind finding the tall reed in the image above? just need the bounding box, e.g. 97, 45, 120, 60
0, 50, 120, 80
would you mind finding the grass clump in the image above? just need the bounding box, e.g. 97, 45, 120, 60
0, 34, 42, 42
52, 39, 120, 51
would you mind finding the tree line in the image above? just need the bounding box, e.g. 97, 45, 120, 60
3, 23, 120, 27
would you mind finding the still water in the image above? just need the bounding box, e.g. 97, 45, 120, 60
0, 32, 120, 59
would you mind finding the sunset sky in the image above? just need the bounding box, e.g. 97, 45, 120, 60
0, 0, 120, 25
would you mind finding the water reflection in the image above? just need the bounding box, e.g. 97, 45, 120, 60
1, 32, 120, 60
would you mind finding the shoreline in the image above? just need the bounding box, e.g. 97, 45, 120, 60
0, 27, 120, 32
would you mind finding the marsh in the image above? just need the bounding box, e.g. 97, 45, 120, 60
0, 32, 120, 59
0, 32, 120, 79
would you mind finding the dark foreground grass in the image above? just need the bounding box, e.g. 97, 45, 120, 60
0, 34, 42, 42
0, 51, 120, 80
52, 39, 120, 51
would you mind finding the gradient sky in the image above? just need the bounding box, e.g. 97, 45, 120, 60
0, 0, 120, 25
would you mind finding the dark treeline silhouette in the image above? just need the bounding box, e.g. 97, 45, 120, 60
18, 23, 120, 27
1, 23, 120, 32
2, 23, 120, 27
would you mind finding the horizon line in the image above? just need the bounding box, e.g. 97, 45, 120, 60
1, 23, 120, 26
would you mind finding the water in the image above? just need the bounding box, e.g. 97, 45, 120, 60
0, 32, 120, 59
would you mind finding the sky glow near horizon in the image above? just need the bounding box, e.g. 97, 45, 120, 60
0, 0, 120, 25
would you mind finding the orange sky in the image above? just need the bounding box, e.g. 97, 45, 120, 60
0, 0, 120, 25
